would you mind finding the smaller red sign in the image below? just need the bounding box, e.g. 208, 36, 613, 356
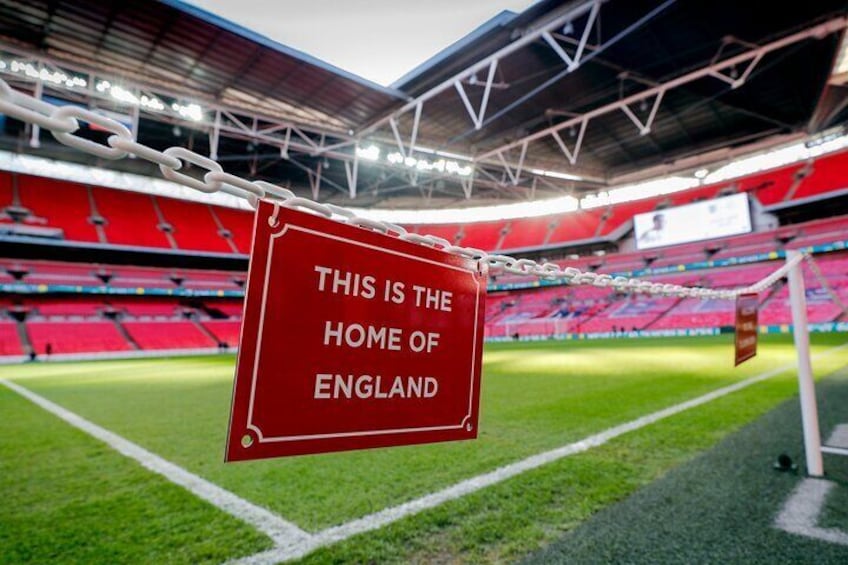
735, 293, 759, 366
226, 201, 487, 461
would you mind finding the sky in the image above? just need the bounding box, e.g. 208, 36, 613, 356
187, 0, 537, 87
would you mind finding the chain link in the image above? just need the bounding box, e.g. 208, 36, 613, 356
804, 254, 848, 313
0, 81, 78, 133
50, 106, 132, 160
0, 78, 803, 301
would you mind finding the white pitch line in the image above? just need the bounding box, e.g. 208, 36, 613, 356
231, 341, 848, 564
0, 379, 312, 548
775, 478, 848, 546
775, 422, 848, 546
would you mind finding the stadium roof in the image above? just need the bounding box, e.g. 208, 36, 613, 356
0, 0, 846, 209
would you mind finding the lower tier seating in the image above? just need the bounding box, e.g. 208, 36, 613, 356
0, 320, 23, 355
26, 321, 131, 354
122, 321, 217, 350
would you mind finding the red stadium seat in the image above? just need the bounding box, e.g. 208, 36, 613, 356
0, 320, 23, 355
458, 221, 506, 250
413, 224, 461, 245
203, 320, 242, 345
793, 151, 848, 199
17, 175, 99, 242
211, 206, 254, 254
500, 217, 554, 250
156, 196, 232, 253
123, 321, 217, 350
93, 187, 172, 248
26, 321, 131, 354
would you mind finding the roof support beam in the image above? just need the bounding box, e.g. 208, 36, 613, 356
357, 0, 606, 137
476, 17, 848, 168
454, 59, 499, 129
345, 148, 359, 199
308, 162, 323, 200
551, 119, 588, 164
540, 0, 600, 71
619, 89, 664, 135
0, 41, 584, 201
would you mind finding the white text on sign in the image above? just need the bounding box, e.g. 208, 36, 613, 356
314, 266, 453, 311
323, 322, 440, 353
314, 264, 451, 401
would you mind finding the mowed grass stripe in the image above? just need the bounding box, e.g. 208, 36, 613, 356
297, 340, 848, 564
1, 378, 310, 546
234, 339, 848, 563
0, 384, 272, 565
4, 335, 846, 532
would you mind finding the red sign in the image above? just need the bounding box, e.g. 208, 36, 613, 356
226, 201, 487, 461
735, 293, 759, 366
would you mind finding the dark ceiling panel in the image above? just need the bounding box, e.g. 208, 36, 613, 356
0, 0, 844, 205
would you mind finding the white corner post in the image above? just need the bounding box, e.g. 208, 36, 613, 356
786, 249, 824, 477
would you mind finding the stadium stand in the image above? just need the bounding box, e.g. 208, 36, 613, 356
547, 209, 604, 243
793, 152, 848, 200
2, 149, 848, 258
0, 319, 23, 356
457, 221, 507, 250
3, 155, 848, 357
156, 196, 232, 253
211, 206, 254, 254
16, 175, 100, 242
123, 321, 217, 350
31, 298, 105, 317
500, 217, 554, 250
202, 320, 242, 345
410, 224, 461, 245
26, 320, 131, 354
92, 186, 172, 248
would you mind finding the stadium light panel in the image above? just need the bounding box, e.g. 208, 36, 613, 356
2, 59, 87, 89
528, 168, 583, 181
703, 134, 848, 184
172, 102, 203, 122
384, 151, 472, 177
580, 177, 699, 210
356, 145, 380, 161
0, 150, 252, 211
349, 194, 579, 224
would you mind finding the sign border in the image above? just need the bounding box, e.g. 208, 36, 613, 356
245, 221, 483, 444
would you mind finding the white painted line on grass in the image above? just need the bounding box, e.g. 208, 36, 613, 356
825, 423, 848, 449
231, 341, 848, 564
0, 378, 312, 548
775, 479, 848, 546
775, 422, 848, 546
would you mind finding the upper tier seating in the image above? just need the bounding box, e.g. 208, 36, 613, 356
92, 187, 171, 248
3, 149, 848, 254
18, 176, 99, 242
793, 152, 848, 200
212, 206, 254, 254
156, 198, 232, 253
500, 217, 553, 250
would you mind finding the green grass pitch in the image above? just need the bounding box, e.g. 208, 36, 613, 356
2, 334, 847, 563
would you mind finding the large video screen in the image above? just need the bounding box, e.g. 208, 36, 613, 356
634, 193, 752, 250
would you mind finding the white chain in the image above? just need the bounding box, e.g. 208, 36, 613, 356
804, 254, 848, 313
0, 78, 801, 301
